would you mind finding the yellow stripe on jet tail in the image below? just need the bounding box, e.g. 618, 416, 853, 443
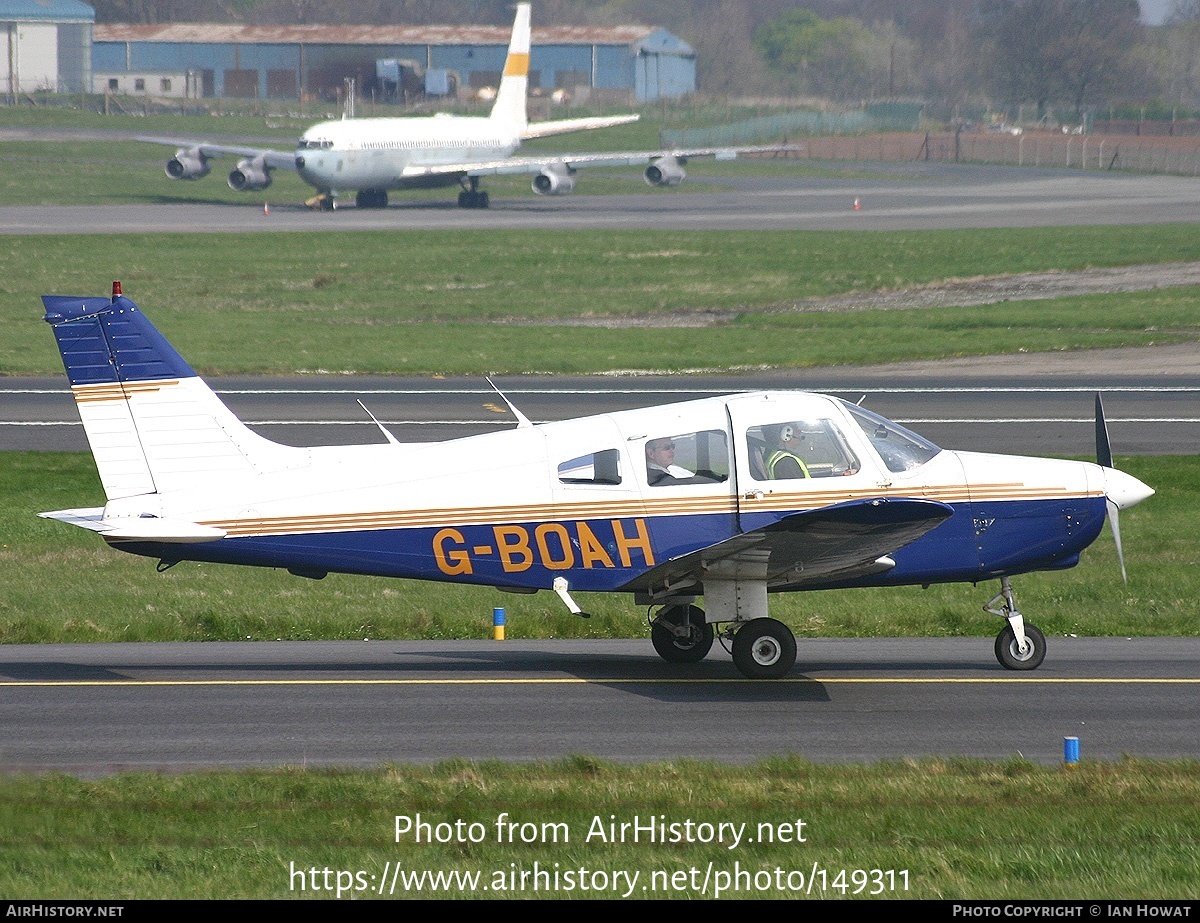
504, 52, 530, 77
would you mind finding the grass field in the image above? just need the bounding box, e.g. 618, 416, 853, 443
2, 758, 1198, 899
4, 225, 1200, 375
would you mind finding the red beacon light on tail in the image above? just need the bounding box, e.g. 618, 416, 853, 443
111, 281, 122, 302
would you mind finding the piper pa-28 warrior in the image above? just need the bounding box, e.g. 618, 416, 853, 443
41, 284, 1153, 679
142, 4, 763, 210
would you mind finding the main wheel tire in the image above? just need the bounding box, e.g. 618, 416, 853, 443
732, 618, 797, 679
994, 623, 1047, 671
651, 604, 714, 663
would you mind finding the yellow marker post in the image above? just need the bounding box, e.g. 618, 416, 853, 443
493, 607, 506, 641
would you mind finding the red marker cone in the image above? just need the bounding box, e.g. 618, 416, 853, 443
853, 197, 861, 211
263, 202, 270, 215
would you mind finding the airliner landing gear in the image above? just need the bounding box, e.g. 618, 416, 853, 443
457, 177, 490, 209
355, 189, 388, 208
650, 604, 713, 663
731, 618, 797, 680
986, 577, 1047, 670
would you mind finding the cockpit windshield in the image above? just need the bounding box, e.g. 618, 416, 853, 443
842, 401, 941, 473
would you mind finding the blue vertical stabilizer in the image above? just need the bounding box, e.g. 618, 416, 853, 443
42, 294, 196, 387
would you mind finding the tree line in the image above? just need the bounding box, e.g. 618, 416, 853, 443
86, 1, 1200, 121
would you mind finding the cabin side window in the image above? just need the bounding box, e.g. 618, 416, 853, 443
745, 418, 861, 481
644, 429, 729, 487
558, 448, 622, 485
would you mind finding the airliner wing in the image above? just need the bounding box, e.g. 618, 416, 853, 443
138, 137, 298, 170
400, 146, 784, 180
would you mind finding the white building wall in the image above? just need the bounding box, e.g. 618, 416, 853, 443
0, 21, 60, 94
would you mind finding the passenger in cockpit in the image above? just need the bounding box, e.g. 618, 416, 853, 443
645, 437, 693, 485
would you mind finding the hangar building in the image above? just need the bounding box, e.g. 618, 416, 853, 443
91, 21, 695, 103
0, 0, 94, 97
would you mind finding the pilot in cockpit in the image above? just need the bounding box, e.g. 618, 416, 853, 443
763, 423, 812, 479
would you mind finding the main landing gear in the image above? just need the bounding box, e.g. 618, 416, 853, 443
457, 177, 490, 209
985, 576, 1047, 671
355, 189, 388, 208
649, 604, 797, 679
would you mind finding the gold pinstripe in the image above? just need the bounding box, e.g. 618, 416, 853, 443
71, 380, 179, 403
200, 483, 1102, 539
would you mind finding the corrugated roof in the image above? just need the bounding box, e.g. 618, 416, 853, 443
93, 22, 658, 46
0, 0, 94, 22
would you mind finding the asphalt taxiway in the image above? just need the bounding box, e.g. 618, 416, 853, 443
3, 637, 1199, 770
2, 162, 1200, 233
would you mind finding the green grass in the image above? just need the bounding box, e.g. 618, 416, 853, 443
0, 452, 1185, 644
1, 758, 1198, 898
4, 226, 1200, 375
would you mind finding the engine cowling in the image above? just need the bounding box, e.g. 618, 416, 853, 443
532, 163, 576, 196
644, 155, 686, 187
227, 156, 272, 191
166, 148, 210, 180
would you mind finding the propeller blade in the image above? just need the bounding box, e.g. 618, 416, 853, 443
1095, 392, 1113, 469
1106, 497, 1127, 584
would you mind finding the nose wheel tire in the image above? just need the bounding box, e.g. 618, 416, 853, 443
651, 604, 714, 663
994, 624, 1047, 671
732, 618, 797, 679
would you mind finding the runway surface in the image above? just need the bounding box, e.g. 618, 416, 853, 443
2, 637, 1198, 770
4, 364, 1196, 455
3, 163, 1200, 233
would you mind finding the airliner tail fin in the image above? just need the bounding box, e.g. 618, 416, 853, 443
489, 2, 531, 132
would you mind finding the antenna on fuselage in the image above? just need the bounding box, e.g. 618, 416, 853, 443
356, 399, 400, 445
485, 377, 533, 428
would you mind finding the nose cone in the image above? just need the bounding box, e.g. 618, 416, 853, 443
1103, 467, 1154, 510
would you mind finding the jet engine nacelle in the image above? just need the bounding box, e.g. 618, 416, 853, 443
644, 155, 686, 187
228, 156, 272, 191
166, 148, 210, 181
532, 163, 576, 196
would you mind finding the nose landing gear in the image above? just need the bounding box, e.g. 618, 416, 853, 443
986, 577, 1047, 671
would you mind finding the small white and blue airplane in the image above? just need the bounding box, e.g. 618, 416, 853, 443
141, 4, 763, 210
40, 284, 1153, 679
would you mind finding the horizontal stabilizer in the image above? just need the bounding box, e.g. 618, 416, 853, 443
519, 114, 640, 140
40, 508, 226, 543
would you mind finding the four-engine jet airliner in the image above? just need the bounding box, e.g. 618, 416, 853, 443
142, 4, 764, 210
39, 283, 1154, 679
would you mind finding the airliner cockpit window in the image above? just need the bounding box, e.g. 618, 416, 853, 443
843, 402, 941, 473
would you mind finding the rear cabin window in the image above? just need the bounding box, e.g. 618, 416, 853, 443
558, 448, 622, 485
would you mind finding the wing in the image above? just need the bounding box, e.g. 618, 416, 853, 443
625, 498, 955, 595
397, 146, 784, 181
138, 137, 298, 171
